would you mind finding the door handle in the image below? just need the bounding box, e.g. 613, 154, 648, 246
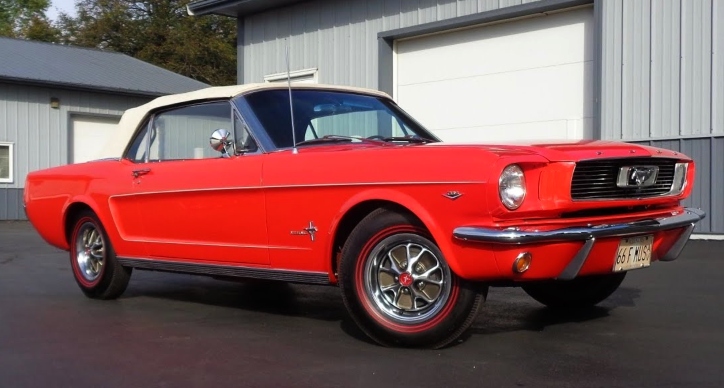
132, 168, 151, 178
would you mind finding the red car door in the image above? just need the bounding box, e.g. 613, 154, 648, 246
122, 100, 269, 265
131, 156, 268, 265
104, 158, 155, 259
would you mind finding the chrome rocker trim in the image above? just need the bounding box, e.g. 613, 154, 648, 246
117, 257, 331, 285
453, 207, 706, 280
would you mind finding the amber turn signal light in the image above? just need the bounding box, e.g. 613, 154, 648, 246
512, 252, 532, 273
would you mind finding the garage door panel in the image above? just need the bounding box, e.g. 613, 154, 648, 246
395, 6, 593, 142
396, 7, 593, 87
71, 115, 120, 163
397, 61, 592, 130
433, 117, 593, 143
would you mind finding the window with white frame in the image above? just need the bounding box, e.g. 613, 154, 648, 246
264, 68, 318, 84
0, 142, 12, 183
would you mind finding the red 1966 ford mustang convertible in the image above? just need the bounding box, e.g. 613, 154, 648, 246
24, 83, 705, 348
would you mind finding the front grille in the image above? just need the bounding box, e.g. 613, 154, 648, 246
571, 157, 677, 200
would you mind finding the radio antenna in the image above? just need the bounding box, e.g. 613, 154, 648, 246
286, 39, 298, 154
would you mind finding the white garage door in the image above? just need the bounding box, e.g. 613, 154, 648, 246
395, 6, 594, 143
71, 115, 120, 163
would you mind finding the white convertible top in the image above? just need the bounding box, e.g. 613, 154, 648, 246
97, 83, 392, 159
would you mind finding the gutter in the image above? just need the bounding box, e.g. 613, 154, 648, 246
186, 0, 246, 16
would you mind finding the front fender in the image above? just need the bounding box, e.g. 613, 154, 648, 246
326, 187, 481, 280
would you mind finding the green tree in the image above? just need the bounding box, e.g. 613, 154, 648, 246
57, 0, 236, 86
0, 0, 60, 41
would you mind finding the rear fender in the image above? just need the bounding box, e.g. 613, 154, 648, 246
61, 195, 115, 248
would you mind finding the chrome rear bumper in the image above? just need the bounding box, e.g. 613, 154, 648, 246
453, 207, 706, 280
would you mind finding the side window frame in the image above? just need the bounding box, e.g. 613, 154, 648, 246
123, 116, 155, 164
231, 94, 278, 152
123, 98, 271, 162
124, 99, 249, 163
231, 104, 262, 155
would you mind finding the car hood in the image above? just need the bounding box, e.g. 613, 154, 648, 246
423, 139, 688, 162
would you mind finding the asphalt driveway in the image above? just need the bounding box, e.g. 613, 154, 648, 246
1, 221, 722, 387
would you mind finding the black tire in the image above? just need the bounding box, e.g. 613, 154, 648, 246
69, 210, 132, 299
521, 272, 627, 310
338, 208, 487, 349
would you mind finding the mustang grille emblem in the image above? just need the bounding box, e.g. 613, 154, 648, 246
291, 221, 318, 241
617, 166, 659, 188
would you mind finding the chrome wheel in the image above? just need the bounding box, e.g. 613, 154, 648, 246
74, 222, 105, 282
340, 209, 487, 348
363, 236, 452, 324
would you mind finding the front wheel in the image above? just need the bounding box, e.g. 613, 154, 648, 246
69, 210, 132, 299
338, 208, 486, 348
521, 272, 627, 310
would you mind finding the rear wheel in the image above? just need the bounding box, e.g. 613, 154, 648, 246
521, 272, 627, 310
69, 210, 132, 299
338, 208, 486, 348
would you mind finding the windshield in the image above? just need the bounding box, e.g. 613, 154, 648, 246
241, 89, 439, 149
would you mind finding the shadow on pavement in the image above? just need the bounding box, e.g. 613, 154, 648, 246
116, 269, 644, 348
122, 274, 346, 322
466, 285, 642, 337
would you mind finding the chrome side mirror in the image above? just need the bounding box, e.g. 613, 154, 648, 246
210, 128, 233, 157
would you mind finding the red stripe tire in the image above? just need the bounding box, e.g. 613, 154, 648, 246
339, 208, 487, 348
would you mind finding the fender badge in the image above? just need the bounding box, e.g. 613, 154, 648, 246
443, 191, 463, 200
291, 221, 318, 241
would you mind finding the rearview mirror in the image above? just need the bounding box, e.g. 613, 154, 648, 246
210, 128, 233, 157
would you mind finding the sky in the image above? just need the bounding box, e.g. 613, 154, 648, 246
47, 0, 77, 21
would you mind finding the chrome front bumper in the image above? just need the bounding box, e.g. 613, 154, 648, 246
453, 207, 706, 280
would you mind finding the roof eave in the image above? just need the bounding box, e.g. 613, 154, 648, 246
0, 76, 176, 98
186, 0, 308, 17
186, 0, 239, 17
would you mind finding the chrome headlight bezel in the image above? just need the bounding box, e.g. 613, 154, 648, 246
669, 162, 689, 195
498, 164, 526, 210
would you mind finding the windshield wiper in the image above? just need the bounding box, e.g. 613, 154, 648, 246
295, 135, 377, 147
294, 135, 431, 148
380, 136, 431, 143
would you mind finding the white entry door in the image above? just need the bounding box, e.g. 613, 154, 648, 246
71, 115, 120, 163
394, 6, 594, 143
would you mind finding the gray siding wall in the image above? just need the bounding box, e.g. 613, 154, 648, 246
0, 82, 150, 219
601, 0, 724, 141
0, 188, 23, 221
241, 0, 547, 88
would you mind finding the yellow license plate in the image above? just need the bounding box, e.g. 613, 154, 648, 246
613, 234, 653, 272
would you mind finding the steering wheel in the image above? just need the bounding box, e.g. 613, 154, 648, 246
366, 135, 385, 140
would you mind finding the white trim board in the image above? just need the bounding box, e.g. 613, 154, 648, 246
690, 234, 724, 241
264, 68, 318, 83
0, 142, 13, 183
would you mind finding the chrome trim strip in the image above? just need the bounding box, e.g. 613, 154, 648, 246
453, 208, 706, 244
117, 238, 306, 250
107, 180, 485, 198
117, 257, 330, 285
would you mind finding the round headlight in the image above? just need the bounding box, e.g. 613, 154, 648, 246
499, 164, 526, 210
